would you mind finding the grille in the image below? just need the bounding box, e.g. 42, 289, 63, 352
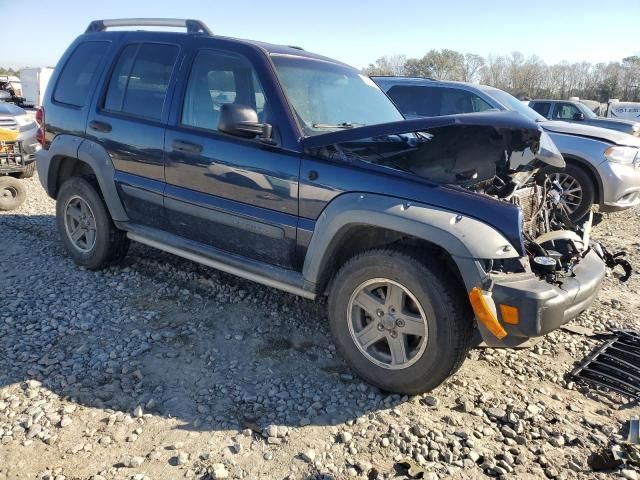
0, 141, 26, 170
0, 116, 18, 130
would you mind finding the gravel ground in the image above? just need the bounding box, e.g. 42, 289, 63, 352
0, 175, 639, 480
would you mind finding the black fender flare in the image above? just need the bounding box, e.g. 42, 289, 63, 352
44, 135, 129, 222
301, 192, 520, 291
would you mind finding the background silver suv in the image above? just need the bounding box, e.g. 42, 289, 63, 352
373, 77, 640, 221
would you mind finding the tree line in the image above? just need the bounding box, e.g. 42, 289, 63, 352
363, 51, 640, 102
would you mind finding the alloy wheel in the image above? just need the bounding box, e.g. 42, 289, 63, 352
549, 172, 583, 216
347, 278, 428, 370
64, 195, 97, 252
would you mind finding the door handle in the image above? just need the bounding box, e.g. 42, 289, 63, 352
89, 120, 112, 133
172, 140, 203, 154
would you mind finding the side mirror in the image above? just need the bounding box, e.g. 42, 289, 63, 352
572, 112, 585, 121
0, 91, 10, 101
218, 104, 273, 144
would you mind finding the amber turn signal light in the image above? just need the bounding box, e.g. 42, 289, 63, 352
499, 304, 519, 325
468, 287, 507, 339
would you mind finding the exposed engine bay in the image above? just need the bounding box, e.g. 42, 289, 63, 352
469, 162, 631, 284
301, 112, 632, 284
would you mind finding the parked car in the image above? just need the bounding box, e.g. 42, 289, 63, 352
0, 99, 39, 209
374, 77, 640, 221
38, 18, 609, 394
529, 99, 640, 136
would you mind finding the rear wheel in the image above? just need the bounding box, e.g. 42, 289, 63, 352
0, 176, 26, 211
56, 176, 129, 269
547, 163, 595, 222
328, 249, 473, 394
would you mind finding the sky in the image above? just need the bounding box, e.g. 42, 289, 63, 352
3, 0, 640, 70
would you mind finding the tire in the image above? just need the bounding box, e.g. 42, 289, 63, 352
56, 176, 129, 269
11, 161, 36, 179
547, 163, 595, 222
0, 176, 27, 211
328, 249, 473, 394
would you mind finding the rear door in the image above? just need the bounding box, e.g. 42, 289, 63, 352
86, 36, 185, 228
163, 40, 300, 269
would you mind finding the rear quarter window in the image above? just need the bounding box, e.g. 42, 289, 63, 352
531, 102, 551, 117
53, 41, 110, 107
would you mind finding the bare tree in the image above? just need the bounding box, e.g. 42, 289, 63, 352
362, 55, 408, 76
461, 53, 485, 83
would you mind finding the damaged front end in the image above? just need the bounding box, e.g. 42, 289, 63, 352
303, 112, 630, 346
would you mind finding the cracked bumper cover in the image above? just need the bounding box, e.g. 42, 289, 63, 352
477, 249, 605, 347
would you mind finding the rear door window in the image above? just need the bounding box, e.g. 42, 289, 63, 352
103, 43, 179, 121
531, 102, 551, 117
53, 42, 110, 107
387, 85, 492, 117
386, 85, 442, 117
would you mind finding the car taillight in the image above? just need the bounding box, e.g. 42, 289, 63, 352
36, 107, 45, 148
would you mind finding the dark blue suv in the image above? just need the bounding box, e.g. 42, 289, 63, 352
37, 19, 607, 394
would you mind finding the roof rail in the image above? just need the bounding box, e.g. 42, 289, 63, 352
85, 18, 213, 35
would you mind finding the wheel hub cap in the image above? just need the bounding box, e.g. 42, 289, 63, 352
64, 196, 97, 253
348, 278, 429, 370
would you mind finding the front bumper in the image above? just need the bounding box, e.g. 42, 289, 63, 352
598, 160, 640, 210
477, 249, 605, 347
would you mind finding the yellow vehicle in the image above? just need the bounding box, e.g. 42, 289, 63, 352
0, 127, 28, 210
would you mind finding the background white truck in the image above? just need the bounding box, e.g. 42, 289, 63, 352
608, 99, 640, 121
20, 67, 54, 108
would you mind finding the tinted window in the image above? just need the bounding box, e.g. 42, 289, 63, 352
103, 43, 179, 121
181, 50, 266, 131
439, 88, 493, 115
53, 42, 109, 107
387, 85, 493, 117
387, 85, 442, 117
554, 103, 581, 120
531, 102, 551, 117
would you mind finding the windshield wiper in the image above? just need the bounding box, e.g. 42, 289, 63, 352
312, 122, 363, 129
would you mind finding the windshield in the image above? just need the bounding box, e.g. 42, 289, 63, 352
271, 55, 404, 136
487, 88, 547, 122
576, 103, 598, 118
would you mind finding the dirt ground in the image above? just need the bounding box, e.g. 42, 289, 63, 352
0, 175, 638, 480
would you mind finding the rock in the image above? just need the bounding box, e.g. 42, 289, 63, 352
211, 463, 228, 479
59, 417, 72, 428
339, 431, 353, 443
301, 449, 316, 463
123, 456, 145, 468
176, 452, 189, 465
487, 408, 506, 419
621, 470, 638, 480
133, 406, 143, 418
421, 395, 439, 408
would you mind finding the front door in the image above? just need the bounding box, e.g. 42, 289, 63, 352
164, 45, 300, 269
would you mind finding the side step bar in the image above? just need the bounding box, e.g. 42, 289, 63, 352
125, 224, 316, 300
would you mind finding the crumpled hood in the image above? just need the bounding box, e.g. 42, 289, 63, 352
542, 120, 640, 147
303, 111, 542, 151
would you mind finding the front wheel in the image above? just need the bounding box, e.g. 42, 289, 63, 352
328, 249, 473, 394
547, 163, 595, 222
11, 161, 36, 179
